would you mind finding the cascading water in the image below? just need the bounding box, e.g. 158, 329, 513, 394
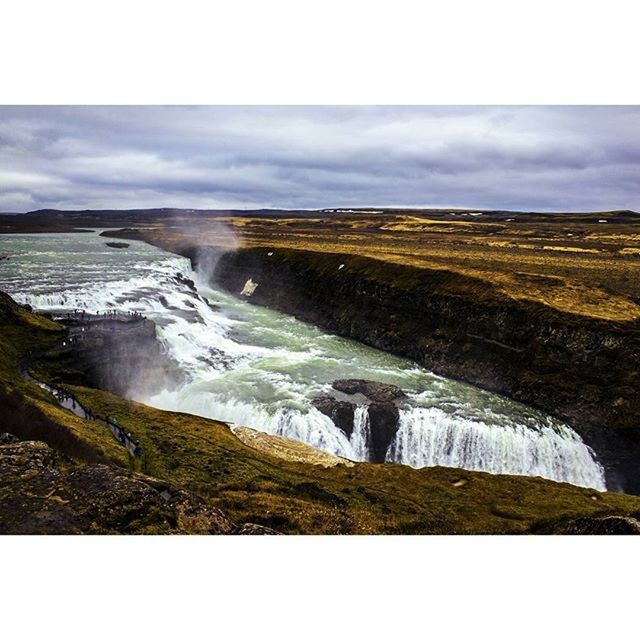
386, 406, 605, 489
0, 231, 606, 490
350, 406, 372, 461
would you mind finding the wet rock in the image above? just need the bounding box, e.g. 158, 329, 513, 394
0, 436, 235, 534
202, 298, 220, 312
159, 295, 180, 310
368, 403, 402, 463
105, 242, 130, 249
332, 379, 407, 403
312, 396, 356, 436
175, 272, 197, 292
313, 379, 408, 462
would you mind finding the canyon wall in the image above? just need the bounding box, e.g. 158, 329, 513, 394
210, 247, 640, 493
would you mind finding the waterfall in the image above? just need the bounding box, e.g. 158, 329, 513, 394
350, 405, 371, 461
149, 388, 356, 458
386, 407, 606, 490
268, 406, 354, 457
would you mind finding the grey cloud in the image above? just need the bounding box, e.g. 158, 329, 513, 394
0, 106, 639, 212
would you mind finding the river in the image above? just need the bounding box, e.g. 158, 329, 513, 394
0, 231, 606, 489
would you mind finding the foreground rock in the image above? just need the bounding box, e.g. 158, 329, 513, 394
0, 435, 276, 534
543, 515, 640, 535
232, 523, 282, 535
313, 379, 408, 462
105, 241, 130, 249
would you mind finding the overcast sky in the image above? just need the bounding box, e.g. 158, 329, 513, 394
0, 106, 639, 212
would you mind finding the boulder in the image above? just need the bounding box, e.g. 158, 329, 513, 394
368, 402, 402, 463
312, 395, 356, 436
232, 523, 281, 535
175, 272, 197, 292
0, 433, 18, 445
332, 379, 407, 403
313, 379, 408, 462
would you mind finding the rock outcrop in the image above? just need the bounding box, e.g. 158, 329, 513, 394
0, 435, 277, 535
313, 379, 408, 462
312, 396, 356, 436
231, 523, 281, 535
232, 426, 354, 467
332, 379, 407, 403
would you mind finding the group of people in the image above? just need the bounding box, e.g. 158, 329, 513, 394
109, 418, 143, 457
48, 384, 143, 457
63, 309, 147, 323
95, 309, 146, 321
61, 334, 82, 347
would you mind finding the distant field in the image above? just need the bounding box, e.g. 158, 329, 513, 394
4, 207, 640, 321
101, 210, 640, 322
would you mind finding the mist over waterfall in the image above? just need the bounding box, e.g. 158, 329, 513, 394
0, 231, 606, 491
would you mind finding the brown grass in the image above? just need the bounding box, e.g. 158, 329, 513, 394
109, 213, 640, 322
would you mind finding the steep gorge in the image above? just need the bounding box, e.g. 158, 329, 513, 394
210, 246, 640, 493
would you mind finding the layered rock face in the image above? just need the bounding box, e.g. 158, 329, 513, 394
213, 247, 640, 492
0, 435, 278, 535
313, 379, 408, 462
43, 317, 183, 399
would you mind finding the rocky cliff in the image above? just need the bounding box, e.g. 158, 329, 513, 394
211, 247, 640, 493
38, 316, 183, 399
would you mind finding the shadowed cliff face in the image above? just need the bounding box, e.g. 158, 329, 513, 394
38, 317, 184, 399
212, 247, 640, 494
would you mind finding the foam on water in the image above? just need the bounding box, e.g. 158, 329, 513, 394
387, 407, 605, 489
0, 231, 607, 489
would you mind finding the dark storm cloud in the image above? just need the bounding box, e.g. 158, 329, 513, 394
1, 106, 639, 212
